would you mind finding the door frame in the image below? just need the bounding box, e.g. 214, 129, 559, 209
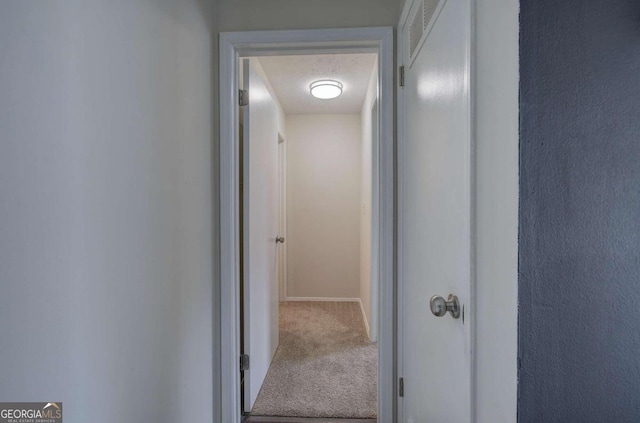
277, 132, 287, 302
219, 27, 395, 423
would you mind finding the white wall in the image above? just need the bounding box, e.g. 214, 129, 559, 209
360, 60, 379, 339
0, 2, 214, 422
286, 114, 362, 299
255, 60, 288, 303
241, 59, 287, 140
474, 1, 519, 422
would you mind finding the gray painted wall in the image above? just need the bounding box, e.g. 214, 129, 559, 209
519, 0, 640, 421
0, 2, 214, 422
217, 0, 399, 32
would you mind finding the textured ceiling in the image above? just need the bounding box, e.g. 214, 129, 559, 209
258, 53, 377, 114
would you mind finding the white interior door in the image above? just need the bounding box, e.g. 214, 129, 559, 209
242, 58, 280, 412
399, 0, 472, 422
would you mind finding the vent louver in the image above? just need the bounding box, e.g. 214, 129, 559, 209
424, 0, 440, 32
409, 1, 424, 58
408, 0, 441, 60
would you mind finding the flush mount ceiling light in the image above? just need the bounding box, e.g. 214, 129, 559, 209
310, 79, 343, 99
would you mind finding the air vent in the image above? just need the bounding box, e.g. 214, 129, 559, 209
408, 0, 441, 60
409, 1, 424, 58
423, 0, 440, 32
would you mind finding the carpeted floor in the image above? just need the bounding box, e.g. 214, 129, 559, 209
251, 301, 377, 419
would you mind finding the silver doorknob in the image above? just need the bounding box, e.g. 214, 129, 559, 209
275, 236, 285, 244
430, 294, 460, 319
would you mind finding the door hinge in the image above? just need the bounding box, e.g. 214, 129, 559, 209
240, 354, 250, 371
399, 377, 404, 397
399, 66, 405, 88
239, 89, 249, 107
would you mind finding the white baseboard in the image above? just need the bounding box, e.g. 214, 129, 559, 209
358, 298, 371, 340
284, 296, 360, 302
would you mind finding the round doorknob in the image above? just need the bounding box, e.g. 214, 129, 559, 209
275, 236, 285, 244
430, 294, 460, 319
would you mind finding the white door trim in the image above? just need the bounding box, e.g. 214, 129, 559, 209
219, 27, 395, 423
369, 96, 380, 343
277, 133, 287, 302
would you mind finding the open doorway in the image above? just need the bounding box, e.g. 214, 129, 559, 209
221, 28, 397, 422
239, 53, 380, 420
219, 27, 394, 423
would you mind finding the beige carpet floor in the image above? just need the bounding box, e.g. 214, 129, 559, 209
251, 301, 378, 419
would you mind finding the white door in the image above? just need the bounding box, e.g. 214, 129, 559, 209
242, 58, 280, 412
399, 0, 472, 422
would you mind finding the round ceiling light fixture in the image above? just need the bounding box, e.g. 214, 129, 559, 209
310, 79, 343, 100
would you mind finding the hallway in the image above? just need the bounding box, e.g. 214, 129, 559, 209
251, 302, 377, 419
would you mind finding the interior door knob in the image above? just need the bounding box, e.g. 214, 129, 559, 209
275, 236, 285, 244
430, 294, 460, 319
